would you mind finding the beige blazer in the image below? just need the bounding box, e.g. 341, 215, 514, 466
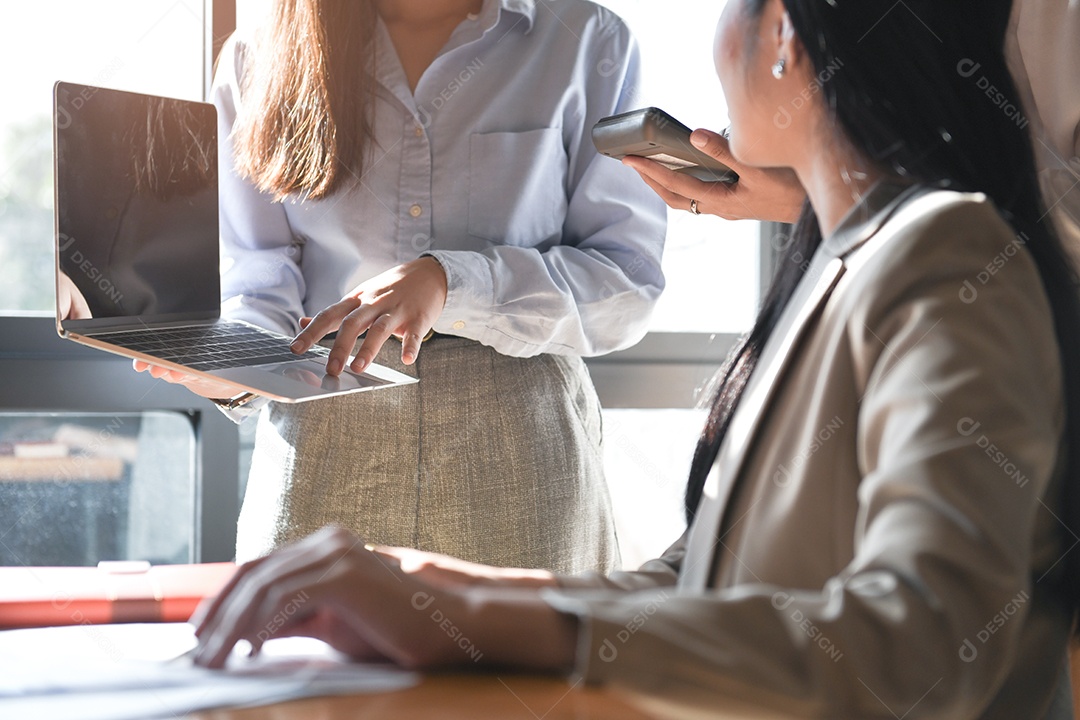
547, 184, 1071, 719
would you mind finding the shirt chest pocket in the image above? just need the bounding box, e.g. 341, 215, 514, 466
467, 128, 568, 246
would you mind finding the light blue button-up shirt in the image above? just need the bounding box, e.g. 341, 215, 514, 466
212, 0, 667, 358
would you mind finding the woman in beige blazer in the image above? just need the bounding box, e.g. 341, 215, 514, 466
188, 1, 1080, 717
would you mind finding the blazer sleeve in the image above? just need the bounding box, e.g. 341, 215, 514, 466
555, 531, 686, 592
542, 200, 1067, 718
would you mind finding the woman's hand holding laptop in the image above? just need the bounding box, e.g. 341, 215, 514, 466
132, 359, 247, 400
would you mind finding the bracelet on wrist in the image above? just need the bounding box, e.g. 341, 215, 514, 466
210, 392, 258, 411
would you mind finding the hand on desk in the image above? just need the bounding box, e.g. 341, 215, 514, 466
190, 527, 574, 673
624, 128, 805, 223
291, 257, 447, 376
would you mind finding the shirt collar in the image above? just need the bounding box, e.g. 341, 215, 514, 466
821, 180, 923, 259
485, 0, 536, 34
372, 0, 537, 110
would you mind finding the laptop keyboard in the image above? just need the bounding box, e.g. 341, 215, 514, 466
96, 323, 331, 371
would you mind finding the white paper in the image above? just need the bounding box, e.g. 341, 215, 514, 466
0, 623, 418, 719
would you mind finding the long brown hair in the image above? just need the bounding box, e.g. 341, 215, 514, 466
131, 97, 216, 201
232, 0, 378, 201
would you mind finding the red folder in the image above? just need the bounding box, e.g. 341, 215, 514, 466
0, 561, 236, 629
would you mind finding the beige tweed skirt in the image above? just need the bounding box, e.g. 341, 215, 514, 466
235, 336, 619, 575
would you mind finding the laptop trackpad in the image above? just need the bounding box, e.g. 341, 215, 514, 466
210, 359, 406, 402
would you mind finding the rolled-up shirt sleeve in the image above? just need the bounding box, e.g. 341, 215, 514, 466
427, 22, 667, 358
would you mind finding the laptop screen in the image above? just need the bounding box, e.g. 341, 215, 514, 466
54, 82, 219, 327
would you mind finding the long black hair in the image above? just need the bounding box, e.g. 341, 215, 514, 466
685, 0, 1080, 607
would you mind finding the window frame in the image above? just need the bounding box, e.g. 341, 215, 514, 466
587, 222, 780, 409
0, 315, 240, 563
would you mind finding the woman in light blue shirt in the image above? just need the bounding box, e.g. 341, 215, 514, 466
153, 0, 667, 573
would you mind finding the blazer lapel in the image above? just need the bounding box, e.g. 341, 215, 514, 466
678, 254, 846, 591
676, 184, 928, 592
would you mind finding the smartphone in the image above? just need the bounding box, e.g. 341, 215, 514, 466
592, 107, 737, 184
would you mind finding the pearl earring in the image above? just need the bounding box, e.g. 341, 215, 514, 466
771, 58, 786, 79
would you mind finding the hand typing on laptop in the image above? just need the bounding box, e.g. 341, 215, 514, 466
190, 527, 561, 669
290, 257, 447, 376
133, 254, 445, 395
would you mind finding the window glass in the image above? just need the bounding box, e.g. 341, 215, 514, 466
603, 409, 703, 569
594, 0, 761, 334
589, 2, 745, 567
0, 412, 196, 566
0, 1, 204, 313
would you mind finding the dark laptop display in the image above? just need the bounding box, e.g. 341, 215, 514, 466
55, 83, 219, 324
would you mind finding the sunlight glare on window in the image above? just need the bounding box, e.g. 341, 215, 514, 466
594, 0, 760, 334
0, 0, 203, 313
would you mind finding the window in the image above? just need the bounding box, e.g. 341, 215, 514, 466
605, 409, 704, 567
0, 0, 206, 313
0, 3, 240, 564
596, 0, 762, 335
0, 412, 195, 566
592, 0, 762, 567
1, 2, 768, 572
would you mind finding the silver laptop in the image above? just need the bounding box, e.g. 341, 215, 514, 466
52, 81, 415, 402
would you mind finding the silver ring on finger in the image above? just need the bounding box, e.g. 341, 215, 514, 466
689, 198, 702, 215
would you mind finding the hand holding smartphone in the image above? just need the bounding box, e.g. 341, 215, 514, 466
592, 107, 738, 184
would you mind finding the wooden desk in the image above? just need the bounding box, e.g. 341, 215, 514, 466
191, 674, 657, 720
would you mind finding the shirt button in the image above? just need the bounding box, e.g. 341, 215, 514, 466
409, 204, 423, 218
452, 321, 466, 331
414, 125, 424, 137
